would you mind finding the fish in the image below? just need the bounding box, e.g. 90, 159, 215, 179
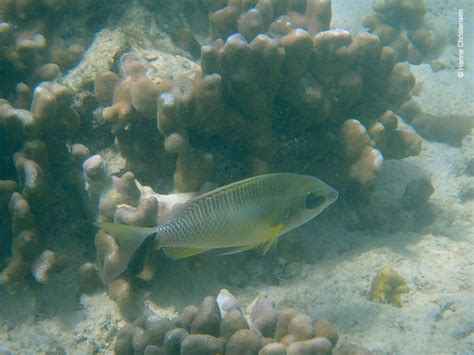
97, 173, 338, 283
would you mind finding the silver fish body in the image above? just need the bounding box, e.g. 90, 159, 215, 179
97, 173, 338, 282
155, 173, 337, 251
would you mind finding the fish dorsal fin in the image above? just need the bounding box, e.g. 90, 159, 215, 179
162, 247, 209, 260
189, 173, 286, 204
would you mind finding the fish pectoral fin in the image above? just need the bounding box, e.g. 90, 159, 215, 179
162, 247, 209, 260
220, 243, 260, 256
262, 223, 285, 254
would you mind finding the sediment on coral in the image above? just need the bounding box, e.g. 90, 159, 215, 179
66, 0, 423, 200
72, 1, 426, 304
1, 0, 423, 303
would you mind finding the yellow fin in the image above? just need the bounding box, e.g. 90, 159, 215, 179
162, 247, 209, 260
262, 223, 285, 254
220, 243, 260, 256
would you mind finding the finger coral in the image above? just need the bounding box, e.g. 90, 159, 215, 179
363, 0, 446, 64
0, 192, 39, 292
0, 0, 115, 97
0, 80, 85, 291
0, 0, 430, 328
89, 0, 421, 200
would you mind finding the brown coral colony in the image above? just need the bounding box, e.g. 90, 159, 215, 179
1, 0, 426, 327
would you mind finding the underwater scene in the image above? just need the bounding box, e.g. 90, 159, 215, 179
0, 0, 473, 353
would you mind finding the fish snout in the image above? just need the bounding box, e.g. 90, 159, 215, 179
327, 188, 339, 205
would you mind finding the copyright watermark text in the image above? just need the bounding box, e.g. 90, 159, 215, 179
457, 9, 464, 78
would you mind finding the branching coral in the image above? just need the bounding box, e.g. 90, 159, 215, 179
0, 192, 39, 292
0, 0, 115, 97
86, 0, 422, 217
0, 80, 84, 291
99, 54, 176, 185
82, 154, 199, 285
206, 0, 331, 41
0, 0, 425, 304
363, 0, 446, 64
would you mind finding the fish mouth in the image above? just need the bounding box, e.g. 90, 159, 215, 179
327, 189, 339, 205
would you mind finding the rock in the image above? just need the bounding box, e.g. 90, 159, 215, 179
275, 308, 298, 341
145, 317, 176, 346
144, 344, 163, 354
251, 298, 277, 338
313, 319, 339, 348
219, 309, 249, 339
114, 325, 134, 355
258, 342, 287, 355
132, 327, 151, 353
163, 328, 189, 355
401, 177, 435, 211
181, 305, 199, 332
190, 296, 221, 337
216, 288, 240, 317
226, 329, 262, 355
287, 314, 314, 341
180, 334, 223, 355
286, 337, 332, 355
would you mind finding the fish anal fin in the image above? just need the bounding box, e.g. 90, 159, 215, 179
222, 222, 285, 257
220, 243, 260, 256
162, 247, 209, 260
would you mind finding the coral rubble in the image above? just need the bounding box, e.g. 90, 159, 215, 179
112, 290, 377, 354
369, 266, 410, 307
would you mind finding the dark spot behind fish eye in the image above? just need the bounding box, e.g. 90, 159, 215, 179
305, 191, 326, 209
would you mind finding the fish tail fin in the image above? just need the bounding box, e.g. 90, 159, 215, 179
95, 222, 155, 283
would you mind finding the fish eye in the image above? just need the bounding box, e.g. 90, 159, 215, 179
305, 191, 326, 209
